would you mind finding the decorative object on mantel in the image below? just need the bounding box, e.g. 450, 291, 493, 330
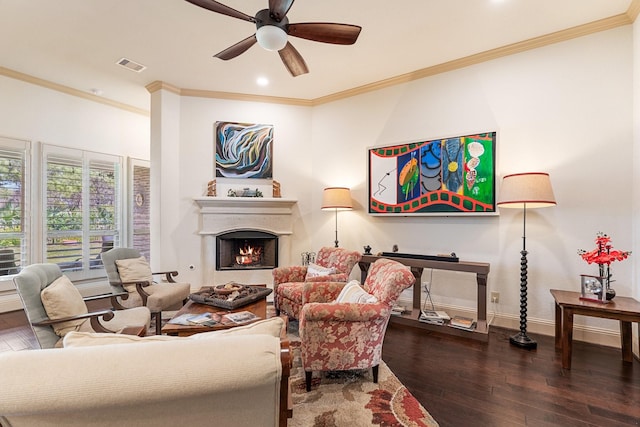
363, 245, 372, 255
272, 180, 281, 198
207, 179, 216, 196
497, 172, 556, 350
227, 188, 263, 197
321, 187, 353, 248
578, 232, 630, 302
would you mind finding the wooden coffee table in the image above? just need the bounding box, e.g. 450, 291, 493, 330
162, 287, 268, 337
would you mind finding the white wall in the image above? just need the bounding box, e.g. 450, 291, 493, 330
0, 75, 150, 310
0, 76, 149, 158
310, 27, 634, 338
156, 26, 635, 343
157, 94, 313, 288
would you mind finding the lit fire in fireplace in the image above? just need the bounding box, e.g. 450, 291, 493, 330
235, 245, 262, 266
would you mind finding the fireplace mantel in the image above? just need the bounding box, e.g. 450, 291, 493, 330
194, 197, 297, 216
194, 196, 297, 287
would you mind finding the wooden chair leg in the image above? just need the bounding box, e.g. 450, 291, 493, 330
154, 312, 162, 335
372, 365, 379, 383
305, 371, 312, 392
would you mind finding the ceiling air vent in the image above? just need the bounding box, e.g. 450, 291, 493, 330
116, 57, 146, 73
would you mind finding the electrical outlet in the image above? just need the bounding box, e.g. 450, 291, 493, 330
491, 292, 499, 303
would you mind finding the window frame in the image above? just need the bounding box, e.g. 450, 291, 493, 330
0, 137, 30, 288
42, 144, 123, 281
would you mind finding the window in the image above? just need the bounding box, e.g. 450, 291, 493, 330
129, 159, 150, 261
0, 137, 29, 277
43, 145, 121, 280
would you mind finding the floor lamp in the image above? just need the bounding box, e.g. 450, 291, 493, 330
321, 187, 353, 248
497, 172, 556, 349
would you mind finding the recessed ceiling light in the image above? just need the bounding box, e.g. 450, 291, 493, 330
89, 88, 103, 96
257, 77, 269, 86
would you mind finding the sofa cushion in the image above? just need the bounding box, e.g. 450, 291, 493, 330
335, 280, 378, 304
63, 316, 285, 347
115, 256, 153, 291
41, 275, 88, 337
193, 316, 284, 339
305, 263, 336, 280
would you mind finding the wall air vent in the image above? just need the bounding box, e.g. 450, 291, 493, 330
116, 57, 146, 73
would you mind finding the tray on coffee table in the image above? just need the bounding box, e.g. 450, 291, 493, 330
189, 284, 272, 310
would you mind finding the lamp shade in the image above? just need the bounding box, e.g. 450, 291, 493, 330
322, 187, 353, 210
497, 172, 556, 209
256, 25, 288, 51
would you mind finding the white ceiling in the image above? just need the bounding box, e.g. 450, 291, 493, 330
0, 0, 634, 111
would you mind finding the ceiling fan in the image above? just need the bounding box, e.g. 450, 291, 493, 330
185, 0, 362, 77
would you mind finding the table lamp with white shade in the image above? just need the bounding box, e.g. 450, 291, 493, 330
321, 187, 353, 248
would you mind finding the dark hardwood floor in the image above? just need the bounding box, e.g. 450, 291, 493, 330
2, 308, 639, 426
383, 323, 640, 427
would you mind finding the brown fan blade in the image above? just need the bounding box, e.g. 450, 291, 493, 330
278, 42, 308, 77
288, 23, 361, 45
214, 35, 257, 60
268, 0, 294, 21
185, 0, 256, 23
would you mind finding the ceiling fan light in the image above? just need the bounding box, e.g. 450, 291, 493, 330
256, 25, 288, 51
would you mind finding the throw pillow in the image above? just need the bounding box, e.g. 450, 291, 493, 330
335, 280, 378, 304
115, 256, 153, 291
41, 275, 88, 337
305, 263, 337, 280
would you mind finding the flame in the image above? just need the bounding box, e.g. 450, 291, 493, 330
236, 245, 262, 265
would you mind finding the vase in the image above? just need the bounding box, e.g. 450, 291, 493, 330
605, 285, 616, 301
599, 264, 616, 301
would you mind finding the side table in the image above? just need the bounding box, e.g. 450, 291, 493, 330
550, 289, 640, 369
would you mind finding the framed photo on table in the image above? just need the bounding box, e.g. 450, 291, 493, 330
580, 274, 606, 303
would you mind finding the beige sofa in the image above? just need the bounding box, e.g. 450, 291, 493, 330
0, 317, 291, 427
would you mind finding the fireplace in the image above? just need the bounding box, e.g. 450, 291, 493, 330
216, 230, 278, 271
195, 196, 297, 287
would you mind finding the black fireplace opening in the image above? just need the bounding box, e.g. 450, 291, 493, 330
216, 230, 278, 271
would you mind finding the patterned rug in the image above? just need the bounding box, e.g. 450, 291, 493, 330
287, 324, 439, 427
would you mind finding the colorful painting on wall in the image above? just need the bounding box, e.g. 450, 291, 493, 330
215, 121, 273, 179
368, 132, 496, 215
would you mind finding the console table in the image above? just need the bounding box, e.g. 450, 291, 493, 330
358, 254, 490, 341
550, 289, 640, 369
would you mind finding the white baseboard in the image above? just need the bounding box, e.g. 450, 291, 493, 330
397, 297, 625, 350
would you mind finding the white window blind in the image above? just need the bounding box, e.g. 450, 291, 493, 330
0, 138, 29, 277
43, 145, 121, 279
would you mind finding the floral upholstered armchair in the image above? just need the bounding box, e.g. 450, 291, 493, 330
299, 258, 415, 391
272, 247, 362, 320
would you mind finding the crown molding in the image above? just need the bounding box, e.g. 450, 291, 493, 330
0, 66, 149, 116
3, 7, 637, 112
180, 88, 313, 107
312, 12, 634, 106
628, 0, 640, 21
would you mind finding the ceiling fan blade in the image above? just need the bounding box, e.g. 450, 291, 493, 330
268, 0, 294, 21
214, 34, 258, 60
278, 42, 308, 77
288, 23, 362, 45
185, 0, 256, 23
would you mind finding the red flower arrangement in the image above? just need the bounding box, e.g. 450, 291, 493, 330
578, 232, 631, 288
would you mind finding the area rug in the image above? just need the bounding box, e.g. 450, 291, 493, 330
287, 340, 439, 427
